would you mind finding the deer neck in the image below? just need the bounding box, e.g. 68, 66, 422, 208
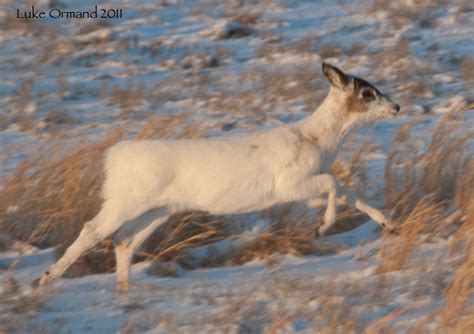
298, 88, 359, 152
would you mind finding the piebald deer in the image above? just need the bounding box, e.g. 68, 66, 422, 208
34, 63, 400, 291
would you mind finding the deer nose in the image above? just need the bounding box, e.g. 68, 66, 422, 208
393, 103, 400, 113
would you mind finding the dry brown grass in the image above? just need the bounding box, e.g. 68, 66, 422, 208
250, 65, 325, 112
460, 56, 474, 83
232, 10, 263, 26
195, 63, 326, 122
363, 305, 412, 334
232, 205, 338, 266
440, 196, 474, 331
255, 34, 320, 61
108, 81, 145, 118
319, 43, 343, 59
142, 204, 341, 271
0, 130, 123, 276
136, 111, 208, 140
0, 131, 121, 248
140, 211, 229, 268
380, 109, 472, 255
349, 42, 367, 56
376, 200, 443, 273
0, 114, 210, 276
368, 0, 439, 29
263, 276, 362, 333
14, 79, 35, 114
384, 110, 472, 222
44, 109, 76, 129
374, 108, 473, 329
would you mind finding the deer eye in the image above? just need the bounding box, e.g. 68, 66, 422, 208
362, 89, 375, 102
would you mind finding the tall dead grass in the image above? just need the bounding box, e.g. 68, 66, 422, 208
0, 130, 122, 275
374, 108, 473, 330
384, 109, 472, 223
109, 81, 145, 119
0, 131, 121, 248
440, 184, 474, 332
0, 113, 211, 276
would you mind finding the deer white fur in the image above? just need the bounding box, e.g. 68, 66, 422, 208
35, 63, 400, 291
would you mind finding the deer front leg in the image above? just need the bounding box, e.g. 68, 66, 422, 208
298, 174, 393, 236
280, 174, 340, 236
327, 183, 393, 231
306, 196, 391, 229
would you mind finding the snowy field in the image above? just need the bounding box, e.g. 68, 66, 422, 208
0, 0, 473, 333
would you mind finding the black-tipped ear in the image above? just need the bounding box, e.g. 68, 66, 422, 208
322, 63, 350, 89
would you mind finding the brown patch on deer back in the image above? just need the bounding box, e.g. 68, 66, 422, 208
290, 127, 319, 145
302, 133, 319, 145
285, 127, 321, 169
247, 144, 259, 159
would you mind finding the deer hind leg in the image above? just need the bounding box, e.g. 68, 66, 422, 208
114, 207, 170, 292
33, 201, 138, 288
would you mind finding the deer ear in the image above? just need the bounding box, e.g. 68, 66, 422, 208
322, 63, 350, 90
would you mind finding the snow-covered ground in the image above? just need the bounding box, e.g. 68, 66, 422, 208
1, 220, 459, 333
0, 0, 473, 332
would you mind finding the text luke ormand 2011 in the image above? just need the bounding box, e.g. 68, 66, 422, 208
16, 5, 123, 19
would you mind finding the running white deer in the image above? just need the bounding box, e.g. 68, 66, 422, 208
34, 63, 400, 291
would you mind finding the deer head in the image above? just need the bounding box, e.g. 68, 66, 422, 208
322, 63, 400, 123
